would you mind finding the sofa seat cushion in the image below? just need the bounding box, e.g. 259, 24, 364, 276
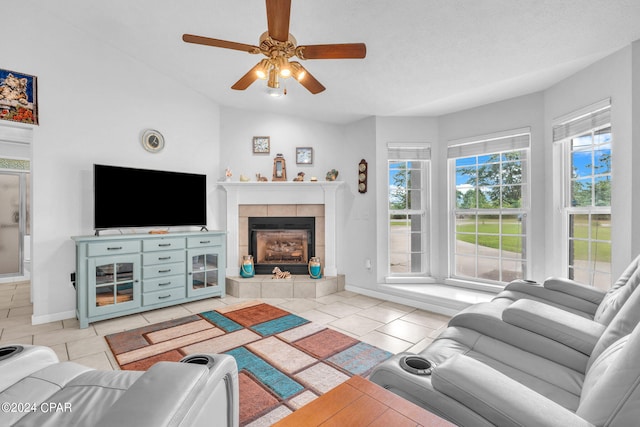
421, 327, 583, 411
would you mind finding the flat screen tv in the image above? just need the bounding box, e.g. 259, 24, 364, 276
94, 164, 207, 230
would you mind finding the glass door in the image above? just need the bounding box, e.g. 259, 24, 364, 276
188, 249, 220, 296
0, 172, 26, 277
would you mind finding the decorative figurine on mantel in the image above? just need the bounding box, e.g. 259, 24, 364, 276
326, 169, 339, 181
256, 173, 268, 182
272, 154, 287, 181
272, 267, 291, 279
293, 172, 305, 182
225, 167, 232, 182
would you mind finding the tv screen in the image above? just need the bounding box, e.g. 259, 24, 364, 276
94, 164, 207, 230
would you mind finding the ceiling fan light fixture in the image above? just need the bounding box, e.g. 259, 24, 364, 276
255, 59, 270, 80
267, 67, 280, 89
277, 57, 292, 78
290, 61, 305, 81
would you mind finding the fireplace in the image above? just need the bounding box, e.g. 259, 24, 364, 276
249, 217, 315, 274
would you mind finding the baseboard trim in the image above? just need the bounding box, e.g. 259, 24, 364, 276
32, 310, 76, 326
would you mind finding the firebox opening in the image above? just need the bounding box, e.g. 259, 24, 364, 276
249, 217, 315, 275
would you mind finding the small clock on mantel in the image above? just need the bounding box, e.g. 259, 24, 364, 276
358, 159, 368, 193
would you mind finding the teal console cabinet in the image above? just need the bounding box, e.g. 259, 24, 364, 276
72, 231, 226, 328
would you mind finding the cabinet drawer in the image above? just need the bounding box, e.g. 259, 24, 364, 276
143, 250, 185, 266
87, 240, 141, 257
143, 275, 185, 293
187, 235, 223, 248
143, 263, 185, 279
143, 238, 185, 252
143, 288, 186, 306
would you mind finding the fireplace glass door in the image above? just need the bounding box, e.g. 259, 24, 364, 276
256, 230, 309, 265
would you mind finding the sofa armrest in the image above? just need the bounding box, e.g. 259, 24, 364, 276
94, 362, 213, 427
0, 345, 60, 392
543, 277, 606, 304
503, 299, 605, 355
431, 354, 594, 427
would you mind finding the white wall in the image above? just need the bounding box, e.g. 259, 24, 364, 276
438, 93, 545, 281
544, 44, 634, 278
2, 3, 222, 324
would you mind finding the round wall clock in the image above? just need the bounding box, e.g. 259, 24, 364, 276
141, 129, 165, 153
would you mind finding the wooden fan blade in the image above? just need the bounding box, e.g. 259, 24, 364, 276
295, 65, 325, 94
297, 43, 366, 60
182, 34, 260, 54
266, 0, 291, 42
231, 63, 262, 90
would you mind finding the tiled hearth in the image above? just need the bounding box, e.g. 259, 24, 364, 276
226, 275, 345, 299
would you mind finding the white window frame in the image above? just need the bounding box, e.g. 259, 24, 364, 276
553, 100, 612, 288
386, 142, 430, 279
447, 128, 531, 286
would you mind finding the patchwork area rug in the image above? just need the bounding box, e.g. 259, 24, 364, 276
105, 301, 393, 426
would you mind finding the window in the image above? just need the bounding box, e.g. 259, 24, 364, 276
448, 130, 530, 284
554, 101, 611, 289
387, 143, 430, 276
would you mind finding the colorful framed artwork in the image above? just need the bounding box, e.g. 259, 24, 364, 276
253, 136, 270, 154
0, 69, 38, 125
296, 147, 313, 164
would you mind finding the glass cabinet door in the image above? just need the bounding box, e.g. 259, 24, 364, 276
188, 249, 221, 296
89, 255, 140, 316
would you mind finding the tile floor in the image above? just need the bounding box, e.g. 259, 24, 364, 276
0, 280, 451, 371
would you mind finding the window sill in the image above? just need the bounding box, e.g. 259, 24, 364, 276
444, 278, 504, 293
385, 276, 438, 285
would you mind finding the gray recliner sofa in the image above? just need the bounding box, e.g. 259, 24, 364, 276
370, 261, 640, 426
0, 344, 239, 427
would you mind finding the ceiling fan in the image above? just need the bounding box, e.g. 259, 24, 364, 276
182, 0, 366, 94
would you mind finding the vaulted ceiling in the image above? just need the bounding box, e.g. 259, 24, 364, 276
38, 0, 640, 123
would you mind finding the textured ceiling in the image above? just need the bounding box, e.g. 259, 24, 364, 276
36, 0, 640, 123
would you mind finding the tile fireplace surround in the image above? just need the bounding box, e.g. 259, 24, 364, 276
220, 181, 343, 278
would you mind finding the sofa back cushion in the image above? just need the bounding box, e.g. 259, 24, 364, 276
588, 282, 640, 371
594, 254, 640, 324
577, 324, 640, 426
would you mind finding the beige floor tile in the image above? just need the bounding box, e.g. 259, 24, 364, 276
71, 352, 115, 371
92, 314, 150, 336
297, 309, 338, 325
400, 309, 450, 329
0, 334, 33, 345
1, 321, 64, 342
359, 330, 413, 354
335, 290, 358, 298
49, 343, 70, 361
67, 335, 109, 360
357, 305, 407, 324
406, 336, 436, 353
314, 294, 347, 305
7, 305, 33, 317
329, 314, 384, 337
0, 308, 8, 318
376, 319, 435, 344
315, 301, 362, 318
181, 298, 227, 314
33, 326, 97, 347
140, 305, 192, 324
277, 299, 322, 313
341, 295, 383, 309
378, 300, 418, 314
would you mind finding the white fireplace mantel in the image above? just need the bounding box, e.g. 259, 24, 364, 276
220, 181, 343, 276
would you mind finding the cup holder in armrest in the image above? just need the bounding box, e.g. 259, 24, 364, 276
399, 355, 436, 376
520, 279, 537, 284
0, 345, 24, 362
180, 354, 216, 369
